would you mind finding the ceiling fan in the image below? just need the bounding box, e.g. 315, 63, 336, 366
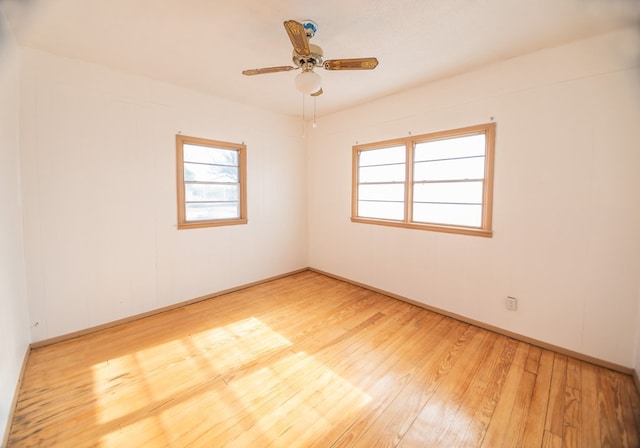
242, 20, 379, 97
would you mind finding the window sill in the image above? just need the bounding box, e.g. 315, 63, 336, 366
350, 217, 492, 238
178, 218, 248, 230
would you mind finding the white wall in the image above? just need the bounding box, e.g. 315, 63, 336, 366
19, 49, 308, 342
308, 28, 640, 368
0, 8, 31, 442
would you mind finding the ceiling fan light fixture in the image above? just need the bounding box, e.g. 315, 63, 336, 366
294, 70, 322, 94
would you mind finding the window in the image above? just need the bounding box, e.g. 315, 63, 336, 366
352, 123, 495, 237
176, 134, 247, 229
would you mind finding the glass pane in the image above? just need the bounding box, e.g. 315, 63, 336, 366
357, 201, 404, 220
185, 202, 240, 221
183, 144, 238, 166
414, 134, 485, 162
413, 203, 482, 227
413, 157, 484, 182
359, 184, 404, 202
185, 184, 239, 202
359, 145, 405, 166
359, 163, 405, 183
184, 163, 239, 182
413, 181, 483, 204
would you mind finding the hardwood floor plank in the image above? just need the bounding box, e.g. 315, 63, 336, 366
479, 342, 530, 447
7, 271, 640, 447
581, 362, 602, 447
545, 354, 568, 439
598, 368, 625, 447
542, 430, 564, 448
623, 375, 640, 445
563, 357, 582, 447
525, 346, 543, 374
444, 336, 519, 446
498, 370, 538, 446
613, 373, 640, 448
520, 349, 555, 447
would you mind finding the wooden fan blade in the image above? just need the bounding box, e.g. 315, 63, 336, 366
323, 58, 379, 70
242, 66, 296, 76
311, 88, 323, 97
284, 20, 310, 57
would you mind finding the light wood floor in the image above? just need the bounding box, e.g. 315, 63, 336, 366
7, 271, 640, 447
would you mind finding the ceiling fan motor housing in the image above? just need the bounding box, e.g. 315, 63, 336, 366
293, 43, 324, 69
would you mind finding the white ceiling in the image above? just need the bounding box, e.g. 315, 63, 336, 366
2, 0, 639, 117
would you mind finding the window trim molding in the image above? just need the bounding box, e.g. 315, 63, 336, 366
351, 123, 496, 237
176, 134, 247, 230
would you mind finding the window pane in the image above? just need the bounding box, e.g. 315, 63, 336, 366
413, 181, 483, 204
414, 134, 485, 162
358, 201, 404, 220
359, 184, 404, 201
185, 202, 240, 221
413, 203, 482, 227
413, 157, 484, 181
359, 146, 405, 166
185, 184, 239, 202
359, 164, 405, 183
184, 163, 239, 182
184, 144, 238, 166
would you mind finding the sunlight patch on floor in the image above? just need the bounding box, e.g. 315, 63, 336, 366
90, 317, 370, 446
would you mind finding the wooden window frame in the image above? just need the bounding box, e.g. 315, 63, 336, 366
176, 134, 247, 230
351, 123, 496, 237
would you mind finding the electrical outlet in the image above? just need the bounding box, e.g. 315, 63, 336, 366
505, 296, 517, 311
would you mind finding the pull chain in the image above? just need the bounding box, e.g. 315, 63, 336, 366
312, 95, 318, 128
302, 93, 306, 138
